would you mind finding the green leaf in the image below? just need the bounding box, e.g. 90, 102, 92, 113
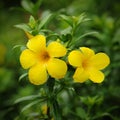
21, 0, 43, 16
93, 112, 114, 120
19, 73, 28, 82
28, 15, 36, 28
33, 0, 43, 13
21, 100, 41, 113
61, 34, 72, 42
76, 107, 87, 119
77, 13, 91, 25
21, 0, 34, 15
60, 27, 72, 35
76, 31, 98, 41
38, 12, 54, 30
12, 45, 23, 50
14, 23, 31, 31
59, 14, 73, 27
14, 94, 41, 104
47, 77, 55, 93
53, 100, 62, 120
70, 31, 98, 47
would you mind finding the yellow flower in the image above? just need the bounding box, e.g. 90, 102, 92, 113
68, 47, 110, 83
20, 35, 67, 85
41, 104, 47, 115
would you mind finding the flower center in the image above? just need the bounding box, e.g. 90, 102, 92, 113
82, 60, 88, 69
40, 50, 50, 62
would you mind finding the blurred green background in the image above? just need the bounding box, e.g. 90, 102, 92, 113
0, 0, 120, 120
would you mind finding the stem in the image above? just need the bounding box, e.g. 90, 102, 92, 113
46, 104, 52, 120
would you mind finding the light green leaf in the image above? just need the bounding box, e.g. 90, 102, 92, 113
70, 31, 98, 47
28, 15, 36, 28
33, 0, 43, 13
19, 73, 28, 82
59, 14, 73, 27
76, 107, 87, 119
12, 45, 23, 50
38, 13, 54, 30
14, 23, 31, 31
21, 0, 34, 14
77, 13, 91, 25
14, 94, 41, 104
76, 31, 98, 41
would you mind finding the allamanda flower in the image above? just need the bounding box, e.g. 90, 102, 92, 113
68, 47, 110, 83
20, 35, 67, 85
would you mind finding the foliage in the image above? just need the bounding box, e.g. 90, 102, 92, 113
0, 0, 120, 120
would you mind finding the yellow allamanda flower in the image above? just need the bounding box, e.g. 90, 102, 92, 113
68, 47, 110, 83
20, 35, 67, 85
41, 104, 47, 115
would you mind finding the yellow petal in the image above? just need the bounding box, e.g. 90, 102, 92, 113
73, 67, 89, 83
90, 53, 110, 70
47, 58, 67, 79
80, 47, 95, 58
27, 35, 46, 53
68, 50, 83, 67
47, 42, 67, 57
89, 68, 104, 83
20, 49, 37, 69
41, 104, 47, 114
28, 64, 47, 85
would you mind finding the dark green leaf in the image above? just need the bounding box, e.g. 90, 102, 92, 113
53, 100, 62, 120
21, 100, 41, 113
47, 77, 55, 94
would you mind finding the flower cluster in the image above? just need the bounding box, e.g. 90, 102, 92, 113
20, 34, 110, 85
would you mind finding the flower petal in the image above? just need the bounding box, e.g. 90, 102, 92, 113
47, 58, 67, 79
47, 42, 67, 57
73, 67, 89, 83
90, 53, 110, 70
68, 50, 83, 67
20, 49, 37, 69
27, 35, 46, 52
28, 64, 47, 85
80, 47, 95, 58
89, 68, 104, 83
